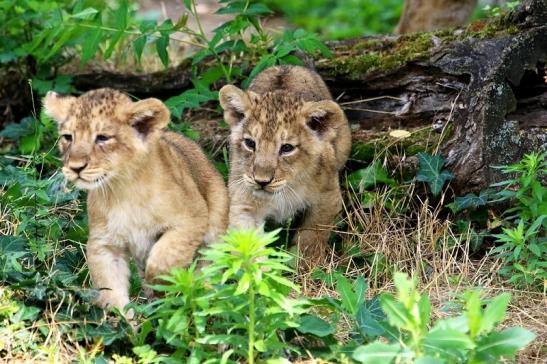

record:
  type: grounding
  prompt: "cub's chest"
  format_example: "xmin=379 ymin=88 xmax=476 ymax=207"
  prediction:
xmin=104 ymin=203 xmax=165 ymax=261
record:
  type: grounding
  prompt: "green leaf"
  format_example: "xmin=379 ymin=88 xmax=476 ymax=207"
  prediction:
xmin=379 ymin=294 xmax=412 ymax=330
xmin=479 ymin=293 xmax=510 ymax=335
xmin=348 ymin=161 xmax=396 ymax=191
xmin=476 ymin=327 xmax=535 ymax=358
xmin=425 ymin=328 xmax=475 ymax=351
xmin=155 ymin=34 xmax=169 ymax=67
xmin=416 ymin=153 xmax=453 ymax=195
xmin=414 ymin=357 xmax=445 ymax=364
xmin=297 ymin=315 xmax=334 ymax=337
xmin=356 ymin=297 xmax=386 ymax=337
xmin=353 ymin=342 xmax=402 ymax=364
xmin=449 ymin=190 xmax=491 ymax=213
xmin=70 ymin=7 xmax=99 ymax=20
xmin=336 ymin=274 xmax=358 ymax=315
xmin=133 ymin=36 xmax=147 ymax=64
xmin=81 ymin=24 xmax=103 ymax=65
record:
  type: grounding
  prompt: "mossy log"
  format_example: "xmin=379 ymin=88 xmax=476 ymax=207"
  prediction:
xmin=70 ymin=0 xmax=546 ymax=194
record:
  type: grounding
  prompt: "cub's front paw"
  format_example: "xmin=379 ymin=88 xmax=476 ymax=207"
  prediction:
xmin=95 ymin=289 xmax=132 ymax=317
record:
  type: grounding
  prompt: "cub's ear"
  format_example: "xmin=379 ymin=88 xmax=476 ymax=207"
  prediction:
xmin=42 ymin=91 xmax=75 ymax=124
xmin=301 ymin=100 xmax=346 ymax=136
xmin=128 ymin=98 xmax=170 ymax=137
xmin=218 ymin=85 xmax=254 ymax=127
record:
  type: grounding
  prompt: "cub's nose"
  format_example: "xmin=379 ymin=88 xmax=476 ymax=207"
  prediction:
xmin=69 ymin=163 xmax=87 ymax=174
xmin=254 ymin=177 xmax=273 ymax=188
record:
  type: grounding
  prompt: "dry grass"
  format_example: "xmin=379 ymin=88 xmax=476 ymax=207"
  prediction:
xmin=294 ymin=181 xmax=547 ymax=363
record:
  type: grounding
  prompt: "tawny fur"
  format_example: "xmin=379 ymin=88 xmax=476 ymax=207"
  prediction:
xmin=395 ymin=0 xmax=477 ymax=34
xmin=43 ymin=88 xmax=228 ymax=313
xmin=219 ymin=65 xmax=351 ymax=269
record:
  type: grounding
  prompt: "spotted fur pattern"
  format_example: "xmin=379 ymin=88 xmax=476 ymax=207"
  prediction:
xmin=219 ymin=65 xmax=351 ymax=269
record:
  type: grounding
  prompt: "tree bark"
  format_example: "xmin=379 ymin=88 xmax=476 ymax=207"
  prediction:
xmin=68 ymin=0 xmax=546 ymax=194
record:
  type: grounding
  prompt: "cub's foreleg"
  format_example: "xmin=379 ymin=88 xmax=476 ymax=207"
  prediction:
xmin=294 ymin=188 xmax=342 ymax=270
xmin=228 ymin=198 xmax=265 ymax=231
xmin=144 ymin=220 xmax=207 ymax=283
xmin=86 ymin=241 xmax=131 ymax=312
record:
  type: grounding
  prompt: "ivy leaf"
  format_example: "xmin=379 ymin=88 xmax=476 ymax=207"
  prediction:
xmin=348 ymin=161 xmax=396 ymax=191
xmin=356 ymin=297 xmax=386 ymax=338
xmin=416 ymin=152 xmax=453 ymax=195
xmin=448 ymin=189 xmax=492 ymax=213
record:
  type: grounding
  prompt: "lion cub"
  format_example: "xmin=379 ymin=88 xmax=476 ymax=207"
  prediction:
xmin=44 ymin=88 xmax=228 ymax=312
xmin=219 ymin=65 xmax=351 ymax=268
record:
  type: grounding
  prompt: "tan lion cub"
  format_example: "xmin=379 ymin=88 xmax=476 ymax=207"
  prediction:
xmin=43 ymin=88 xmax=228 ymax=312
xmin=219 ymin=65 xmax=351 ymax=269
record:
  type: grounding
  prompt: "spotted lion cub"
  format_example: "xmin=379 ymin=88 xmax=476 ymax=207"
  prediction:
xmin=219 ymin=65 xmax=351 ymax=268
xmin=44 ymin=88 xmax=228 ymax=312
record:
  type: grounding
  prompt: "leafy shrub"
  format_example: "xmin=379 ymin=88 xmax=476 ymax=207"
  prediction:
xmin=131 ymin=229 xmax=536 ymax=363
xmin=490 ymin=152 xmax=546 ymax=289
xmin=353 ymin=273 xmax=535 ymax=364
xmin=136 ymin=229 xmax=307 ymax=363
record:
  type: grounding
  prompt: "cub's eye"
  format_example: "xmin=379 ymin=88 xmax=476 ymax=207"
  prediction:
xmin=279 ymin=143 xmax=295 ymax=155
xmin=243 ymin=138 xmax=256 ymax=151
xmin=95 ymin=135 xmax=111 ymax=144
xmin=61 ymin=134 xmax=72 ymax=142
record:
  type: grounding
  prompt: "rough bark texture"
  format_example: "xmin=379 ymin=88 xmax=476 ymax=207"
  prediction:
xmin=66 ymin=0 xmax=546 ymax=193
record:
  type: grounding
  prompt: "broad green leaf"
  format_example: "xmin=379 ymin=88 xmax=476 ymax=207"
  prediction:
xmin=476 ymin=327 xmax=535 ymax=358
xmin=356 ymin=297 xmax=386 ymax=337
xmin=336 ymin=274 xmax=358 ymax=315
xmin=348 ymin=161 xmax=396 ymax=191
xmin=354 ymin=276 xmax=368 ymax=308
xmin=379 ymin=294 xmax=412 ymax=330
xmin=297 ymin=315 xmax=334 ymax=337
xmin=416 ymin=153 xmax=453 ymax=195
xmin=465 ymin=290 xmax=482 ymax=339
xmin=353 ymin=342 xmax=401 ymax=364
xmin=479 ymin=293 xmax=510 ymax=335
xmin=449 ymin=190 xmax=491 ymax=213
xmin=424 ymin=328 xmax=475 ymax=351
xmin=418 ymin=294 xmax=431 ymax=330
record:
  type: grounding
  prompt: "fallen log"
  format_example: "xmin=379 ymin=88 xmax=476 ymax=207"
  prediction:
xmin=68 ymin=0 xmax=546 ymax=193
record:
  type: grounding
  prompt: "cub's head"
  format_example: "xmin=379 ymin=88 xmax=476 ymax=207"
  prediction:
xmin=43 ymin=88 xmax=169 ymax=190
xmin=219 ymin=85 xmax=346 ymax=195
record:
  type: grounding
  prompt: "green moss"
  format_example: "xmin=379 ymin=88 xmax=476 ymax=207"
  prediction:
xmin=331 ymin=32 xmax=434 ymax=78
xmin=327 ymin=15 xmax=521 ymax=80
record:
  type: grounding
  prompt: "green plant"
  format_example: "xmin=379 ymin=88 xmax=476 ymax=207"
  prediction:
xmin=352 ymin=273 xmax=535 ymax=364
xmin=264 ymin=0 xmax=403 ymax=39
xmin=489 ymin=152 xmax=546 ymax=289
xmin=415 ymin=152 xmax=453 ymax=196
xmin=138 ymin=229 xmax=308 ymax=363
